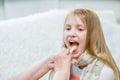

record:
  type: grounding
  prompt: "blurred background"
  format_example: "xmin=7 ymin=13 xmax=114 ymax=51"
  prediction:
xmin=0 ymin=0 xmax=120 ymax=24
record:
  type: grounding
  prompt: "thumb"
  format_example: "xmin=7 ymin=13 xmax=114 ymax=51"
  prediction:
xmin=48 ymin=63 xmax=54 ymax=69
xmin=71 ymin=58 xmax=77 ymax=64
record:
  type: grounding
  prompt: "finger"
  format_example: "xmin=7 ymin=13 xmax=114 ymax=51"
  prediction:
xmin=71 ymin=58 xmax=77 ymax=64
xmin=58 ymin=47 xmax=66 ymax=55
xmin=64 ymin=51 xmax=72 ymax=62
xmin=66 ymin=54 xmax=72 ymax=67
xmin=48 ymin=55 xmax=56 ymax=63
xmin=48 ymin=63 xmax=54 ymax=69
xmin=68 ymin=52 xmax=72 ymax=60
xmin=64 ymin=49 xmax=70 ymax=55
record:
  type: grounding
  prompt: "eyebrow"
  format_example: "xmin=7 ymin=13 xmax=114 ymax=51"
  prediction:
xmin=76 ymin=24 xmax=83 ymax=27
xmin=65 ymin=23 xmax=85 ymax=28
xmin=65 ymin=24 xmax=71 ymax=27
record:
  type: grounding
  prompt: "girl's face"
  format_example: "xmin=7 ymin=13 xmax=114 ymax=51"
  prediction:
xmin=64 ymin=14 xmax=87 ymax=59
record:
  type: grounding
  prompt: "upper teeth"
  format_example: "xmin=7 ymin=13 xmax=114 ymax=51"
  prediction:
xmin=70 ymin=42 xmax=78 ymax=46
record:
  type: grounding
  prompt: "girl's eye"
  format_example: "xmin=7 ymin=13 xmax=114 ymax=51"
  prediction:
xmin=65 ymin=27 xmax=71 ymax=30
xmin=78 ymin=28 xmax=84 ymax=31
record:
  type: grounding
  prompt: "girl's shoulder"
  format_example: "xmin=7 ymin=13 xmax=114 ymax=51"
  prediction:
xmin=99 ymin=65 xmax=114 ymax=80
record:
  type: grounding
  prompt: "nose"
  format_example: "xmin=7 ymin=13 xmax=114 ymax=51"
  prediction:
xmin=69 ymin=29 xmax=77 ymax=37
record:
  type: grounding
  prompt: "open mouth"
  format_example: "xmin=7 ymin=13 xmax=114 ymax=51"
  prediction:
xmin=69 ymin=42 xmax=79 ymax=47
xmin=69 ymin=41 xmax=79 ymax=53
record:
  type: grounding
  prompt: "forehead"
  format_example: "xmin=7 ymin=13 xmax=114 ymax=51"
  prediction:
xmin=66 ymin=14 xmax=80 ymax=21
xmin=65 ymin=14 xmax=85 ymax=26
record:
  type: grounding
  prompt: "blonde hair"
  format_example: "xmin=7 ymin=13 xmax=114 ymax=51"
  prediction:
xmin=63 ymin=8 xmax=120 ymax=80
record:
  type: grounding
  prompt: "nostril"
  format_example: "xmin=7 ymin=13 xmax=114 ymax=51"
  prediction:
xmin=70 ymin=33 xmax=77 ymax=37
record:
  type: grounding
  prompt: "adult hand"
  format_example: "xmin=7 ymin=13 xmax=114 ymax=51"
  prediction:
xmin=48 ymin=48 xmax=72 ymax=71
xmin=48 ymin=48 xmax=72 ymax=80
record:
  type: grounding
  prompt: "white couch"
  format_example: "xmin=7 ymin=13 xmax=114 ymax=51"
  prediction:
xmin=0 ymin=9 xmax=119 ymax=80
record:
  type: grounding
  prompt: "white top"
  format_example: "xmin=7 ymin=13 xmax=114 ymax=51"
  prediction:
xmin=99 ymin=65 xmax=114 ymax=80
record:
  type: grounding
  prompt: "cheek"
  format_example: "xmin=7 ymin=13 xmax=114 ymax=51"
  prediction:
xmin=81 ymin=35 xmax=86 ymax=41
xmin=78 ymin=32 xmax=87 ymax=44
xmin=63 ymin=32 xmax=68 ymax=45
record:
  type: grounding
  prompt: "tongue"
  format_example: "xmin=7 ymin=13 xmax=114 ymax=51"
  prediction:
xmin=70 ymin=44 xmax=78 ymax=53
